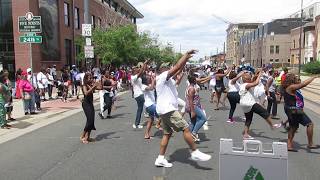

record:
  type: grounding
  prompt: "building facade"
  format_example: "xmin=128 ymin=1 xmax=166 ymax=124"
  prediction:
xmin=289 ymin=2 xmax=320 ymax=20
xmin=238 ymin=18 xmax=307 ymax=67
xmin=0 ymin=0 xmax=143 ymax=75
xmin=225 ymin=23 xmax=261 ymax=65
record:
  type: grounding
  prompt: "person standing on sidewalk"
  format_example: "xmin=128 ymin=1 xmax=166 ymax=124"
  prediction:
xmin=37 ymin=68 xmax=48 ymax=101
xmin=80 ymin=72 xmax=100 ymax=144
xmin=3 ymin=70 xmax=15 ymax=121
xmin=131 ymin=61 xmax=148 ymax=129
xmin=154 ymin=50 xmax=211 ymax=168
xmin=46 ymin=68 xmax=54 ymax=100
xmin=19 ymin=71 xmax=36 ymax=115
xmin=0 ymin=71 xmax=12 ymax=129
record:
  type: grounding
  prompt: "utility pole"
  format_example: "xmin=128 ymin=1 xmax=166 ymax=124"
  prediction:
xmin=84 ymin=0 xmax=89 ymax=23
xmin=298 ymin=0 xmax=304 ymax=78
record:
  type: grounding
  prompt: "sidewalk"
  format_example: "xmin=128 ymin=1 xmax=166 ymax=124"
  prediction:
xmin=0 ymin=92 xmax=104 ymax=144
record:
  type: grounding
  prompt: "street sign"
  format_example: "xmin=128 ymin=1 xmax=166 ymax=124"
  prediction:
xmin=19 ymin=33 xmax=42 ymax=44
xmin=86 ymin=38 xmax=92 ymax=46
xmin=82 ymin=24 xmax=92 ymax=37
xmin=84 ymin=45 xmax=94 ymax=58
xmin=18 ymin=12 xmax=42 ymax=33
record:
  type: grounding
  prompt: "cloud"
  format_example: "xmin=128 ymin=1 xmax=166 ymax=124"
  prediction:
xmin=130 ymin=0 xmax=311 ymax=60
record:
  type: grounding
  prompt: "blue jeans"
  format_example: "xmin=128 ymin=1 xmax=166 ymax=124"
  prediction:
xmin=23 ymin=91 xmax=36 ymax=113
xmin=135 ymin=95 xmax=145 ymax=126
xmin=146 ymin=104 xmax=159 ymax=121
xmin=189 ymin=106 xmax=207 ymax=134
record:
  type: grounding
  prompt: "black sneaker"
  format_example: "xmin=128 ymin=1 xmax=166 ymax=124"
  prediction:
xmin=25 ymin=112 xmax=29 ymax=115
xmin=107 ymin=115 xmax=112 ymax=119
xmin=30 ymin=112 xmax=38 ymax=115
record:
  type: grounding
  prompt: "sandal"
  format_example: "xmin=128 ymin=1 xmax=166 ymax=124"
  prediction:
xmin=88 ymin=138 xmax=96 ymax=142
xmin=307 ymin=145 xmax=320 ymax=149
xmin=288 ymin=148 xmax=298 ymax=152
xmin=81 ymin=139 xmax=89 ymax=144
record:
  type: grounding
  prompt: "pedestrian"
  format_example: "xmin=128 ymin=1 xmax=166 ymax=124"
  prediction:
xmin=46 ymin=68 xmax=54 ymax=100
xmin=239 ymin=71 xmax=281 ymax=140
xmin=266 ymin=70 xmax=280 ymax=119
xmin=141 ymin=74 xmax=157 ymax=139
xmin=98 ymin=70 xmax=114 ymax=119
xmin=0 ymin=71 xmax=12 ymax=129
xmin=209 ymin=68 xmax=216 ymax=103
xmin=214 ymin=68 xmax=231 ymax=110
xmin=154 ymin=50 xmax=211 ymax=168
xmin=51 ymin=65 xmax=57 ymax=80
xmin=19 ymin=71 xmax=36 ymax=115
xmin=37 ymin=68 xmax=48 ymax=101
xmin=282 ymin=74 xmax=319 ymax=151
xmin=80 ymin=72 xmax=100 ymax=144
xmin=3 ymin=70 xmax=15 ymax=121
xmin=131 ymin=61 xmax=147 ymax=129
xmin=61 ymin=68 xmax=70 ymax=102
xmin=71 ymin=65 xmax=79 ymax=96
xmin=15 ymin=68 xmax=23 ymax=99
xmin=226 ymin=71 xmax=244 ymax=123
xmin=74 ymin=68 xmax=84 ymax=99
xmin=185 ymin=73 xmax=207 ymax=142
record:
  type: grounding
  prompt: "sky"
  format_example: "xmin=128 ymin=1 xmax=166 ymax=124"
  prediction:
xmin=130 ymin=0 xmax=316 ymax=60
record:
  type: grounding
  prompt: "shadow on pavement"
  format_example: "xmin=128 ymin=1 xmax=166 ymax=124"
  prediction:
xmin=95 ymin=132 xmax=118 ymax=141
xmin=279 ymin=139 xmax=320 ymax=154
xmin=249 ymin=129 xmax=279 ymax=141
xmin=169 ymin=148 xmax=213 ymax=170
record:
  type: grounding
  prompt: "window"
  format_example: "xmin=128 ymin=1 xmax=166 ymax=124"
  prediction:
xmin=74 ymin=7 xmax=80 ymax=29
xmin=64 ymin=2 xmax=70 ymax=26
xmin=270 ymin=59 xmax=273 ymax=62
xmin=275 ymin=59 xmax=279 ymax=62
xmin=288 ymin=59 xmax=290 ymax=63
xmin=111 ymin=0 xmax=118 ymax=11
xmin=97 ymin=18 xmax=102 ymax=28
xmin=65 ymin=39 xmax=72 ymax=66
xmin=293 ymin=40 xmax=296 ymax=48
xmin=309 ymin=8 xmax=314 ymax=19
xmin=91 ymin=15 xmax=95 ymax=28
xmin=270 ymin=45 xmax=274 ymax=54
xmin=275 ymin=46 xmax=280 ymax=54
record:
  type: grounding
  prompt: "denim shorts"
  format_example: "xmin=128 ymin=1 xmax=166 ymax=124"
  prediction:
xmin=146 ymin=104 xmax=159 ymax=120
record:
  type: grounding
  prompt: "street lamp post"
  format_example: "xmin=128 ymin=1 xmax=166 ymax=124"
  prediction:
xmin=298 ymin=0 xmax=304 ymax=78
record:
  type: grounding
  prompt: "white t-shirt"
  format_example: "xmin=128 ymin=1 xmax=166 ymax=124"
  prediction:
xmin=156 ymin=71 xmax=178 ymax=115
xmin=47 ymin=73 xmax=54 ymax=85
xmin=80 ymin=73 xmax=85 ymax=85
xmin=228 ymin=81 xmax=240 ymax=92
xmin=142 ymin=85 xmax=156 ymax=107
xmin=209 ymin=72 xmax=216 ymax=87
xmin=239 ymin=83 xmax=256 ymax=113
xmin=50 ymin=68 xmax=57 ymax=76
xmin=131 ymin=74 xmax=143 ymax=98
xmin=37 ymin=72 xmax=48 ymax=89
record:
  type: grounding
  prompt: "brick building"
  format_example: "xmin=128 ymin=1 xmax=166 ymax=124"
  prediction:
xmin=0 ymin=0 xmax=143 ymax=75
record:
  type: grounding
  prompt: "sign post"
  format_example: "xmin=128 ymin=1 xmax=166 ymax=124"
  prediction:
xmin=18 ymin=12 xmax=42 ymax=84
xmin=82 ymin=24 xmax=93 ymax=69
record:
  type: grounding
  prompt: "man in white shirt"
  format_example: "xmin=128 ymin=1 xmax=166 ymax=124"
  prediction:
xmin=50 ymin=65 xmax=57 ymax=80
xmin=154 ymin=50 xmax=211 ymax=168
xmin=131 ymin=61 xmax=148 ymax=129
xmin=37 ymin=68 xmax=49 ymax=100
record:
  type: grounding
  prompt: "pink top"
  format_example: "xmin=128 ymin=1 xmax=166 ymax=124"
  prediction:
xmin=19 ymin=80 xmax=34 ymax=93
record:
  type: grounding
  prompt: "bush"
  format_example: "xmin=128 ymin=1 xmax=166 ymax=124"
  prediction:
xmin=303 ymin=61 xmax=320 ymax=74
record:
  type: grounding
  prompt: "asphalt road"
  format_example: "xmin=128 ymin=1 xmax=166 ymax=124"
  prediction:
xmin=0 ymin=83 xmax=319 ymax=180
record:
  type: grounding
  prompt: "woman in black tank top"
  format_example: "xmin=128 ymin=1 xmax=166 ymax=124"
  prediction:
xmin=283 ymin=73 xmax=319 ymax=151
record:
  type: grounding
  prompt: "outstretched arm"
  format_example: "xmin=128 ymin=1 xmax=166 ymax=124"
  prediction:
xmin=231 ymin=71 xmax=244 ymax=84
xmin=288 ymin=76 xmax=319 ymax=92
xmin=167 ymin=50 xmax=197 ymax=80
xmin=215 ymin=68 xmax=232 ymax=78
xmin=245 ymin=72 xmax=262 ymax=90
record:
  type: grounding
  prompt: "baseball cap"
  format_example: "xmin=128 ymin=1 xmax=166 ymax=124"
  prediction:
xmin=27 ymin=68 xmax=32 ymax=73
xmin=72 ymin=65 xmax=76 ymax=68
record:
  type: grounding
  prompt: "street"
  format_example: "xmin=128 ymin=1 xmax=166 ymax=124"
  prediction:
xmin=0 ymin=84 xmax=319 ymax=180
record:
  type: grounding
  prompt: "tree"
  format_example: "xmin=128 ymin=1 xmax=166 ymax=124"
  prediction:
xmin=75 ymin=25 xmax=182 ymax=67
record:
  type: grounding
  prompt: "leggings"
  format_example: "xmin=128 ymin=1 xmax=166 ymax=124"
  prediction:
xmin=227 ymin=92 xmax=240 ymax=119
xmin=103 ymin=93 xmax=113 ymax=116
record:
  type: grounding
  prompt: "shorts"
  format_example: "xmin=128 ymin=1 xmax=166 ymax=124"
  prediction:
xmin=284 ymin=108 xmax=312 ymax=128
xmin=75 ymin=80 xmax=81 ymax=86
xmin=210 ymin=85 xmax=216 ymax=93
xmin=146 ymin=104 xmax=159 ymax=120
xmin=160 ymin=111 xmax=189 ymax=135
xmin=215 ymin=86 xmax=225 ymax=93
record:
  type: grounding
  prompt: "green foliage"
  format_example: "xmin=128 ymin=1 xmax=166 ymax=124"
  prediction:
xmin=303 ymin=61 xmax=320 ymax=74
xmin=75 ymin=36 xmax=85 ymax=61
xmin=75 ymin=25 xmax=181 ymax=66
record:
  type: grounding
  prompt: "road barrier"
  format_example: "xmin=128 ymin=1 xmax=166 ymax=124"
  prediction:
xmin=219 ymin=138 xmax=288 ymax=180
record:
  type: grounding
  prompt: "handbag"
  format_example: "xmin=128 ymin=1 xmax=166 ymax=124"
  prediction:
xmin=23 ymin=91 xmax=32 ymax=100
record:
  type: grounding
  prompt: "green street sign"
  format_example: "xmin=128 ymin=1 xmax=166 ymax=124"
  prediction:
xmin=18 ymin=12 xmax=42 ymax=33
xmin=19 ymin=34 xmax=42 ymax=44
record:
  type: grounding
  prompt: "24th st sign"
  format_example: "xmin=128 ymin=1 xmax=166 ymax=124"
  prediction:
xmin=18 ymin=12 xmax=42 ymax=33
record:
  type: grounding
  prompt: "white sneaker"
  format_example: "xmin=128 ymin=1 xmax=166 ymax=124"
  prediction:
xmin=203 ymin=122 xmax=209 ymax=130
xmin=191 ymin=149 xmax=211 ymax=162
xmin=132 ymin=124 xmax=137 ymax=129
xmin=155 ymin=157 xmax=173 ymax=168
xmin=138 ymin=125 xmax=144 ymax=129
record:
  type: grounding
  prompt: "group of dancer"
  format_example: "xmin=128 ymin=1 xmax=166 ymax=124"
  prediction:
xmin=79 ymin=49 xmax=319 ymax=167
